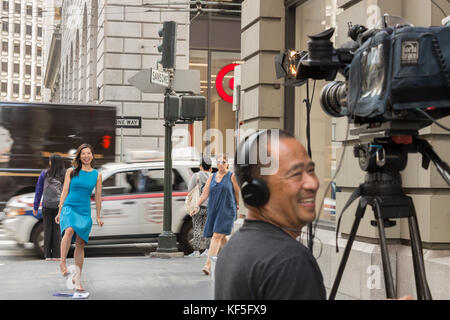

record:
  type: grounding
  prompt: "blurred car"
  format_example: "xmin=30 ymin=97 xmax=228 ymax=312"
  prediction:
xmin=2 ymin=149 xmax=207 ymax=258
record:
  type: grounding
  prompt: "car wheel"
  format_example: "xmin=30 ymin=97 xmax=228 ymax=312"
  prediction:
xmin=31 ymin=222 xmax=44 ymax=259
xmin=179 ymin=219 xmax=194 ymax=255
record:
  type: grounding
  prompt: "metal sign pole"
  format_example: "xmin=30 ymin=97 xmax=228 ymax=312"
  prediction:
xmin=157 ymin=83 xmax=178 ymax=253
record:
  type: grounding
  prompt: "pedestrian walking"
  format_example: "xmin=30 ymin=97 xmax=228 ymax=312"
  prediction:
xmin=187 ymin=156 xmax=212 ymax=257
xmin=33 ymin=154 xmax=65 ymax=261
xmin=55 ymin=143 xmax=104 ymax=292
xmin=191 ymin=153 xmax=240 ymax=275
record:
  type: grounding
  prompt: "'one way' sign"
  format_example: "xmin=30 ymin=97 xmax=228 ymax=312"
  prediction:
xmin=116 ymin=116 xmax=142 ymax=128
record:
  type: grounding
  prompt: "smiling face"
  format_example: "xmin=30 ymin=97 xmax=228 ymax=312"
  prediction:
xmin=216 ymin=155 xmax=228 ymax=173
xmin=79 ymin=147 xmax=93 ymax=166
xmin=262 ymin=137 xmax=319 ymax=232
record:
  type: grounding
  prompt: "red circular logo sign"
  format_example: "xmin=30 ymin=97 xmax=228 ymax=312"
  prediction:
xmin=215 ymin=63 xmax=240 ymax=104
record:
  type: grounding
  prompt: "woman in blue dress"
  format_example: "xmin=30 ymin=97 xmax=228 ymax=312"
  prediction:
xmin=55 ymin=143 xmax=104 ymax=292
xmin=191 ymin=154 xmax=240 ymax=275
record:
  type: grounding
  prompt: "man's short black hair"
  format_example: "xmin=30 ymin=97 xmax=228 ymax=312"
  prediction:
xmin=234 ymin=129 xmax=295 ymax=187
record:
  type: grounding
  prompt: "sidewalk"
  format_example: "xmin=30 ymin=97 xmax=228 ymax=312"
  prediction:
xmin=0 ymin=255 xmax=214 ymax=300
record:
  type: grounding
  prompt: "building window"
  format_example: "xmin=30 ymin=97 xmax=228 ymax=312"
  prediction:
xmin=26 ymin=4 xmax=32 ymax=16
xmin=38 ymin=7 xmax=42 ymax=18
xmin=2 ymin=21 xmax=8 ymax=33
xmin=13 ymin=62 xmax=19 ymax=75
xmin=25 ymin=43 xmax=31 ymax=56
xmin=2 ymin=1 xmax=8 ymax=11
xmin=36 ymin=85 xmax=41 ymax=97
xmin=14 ymin=2 xmax=20 ymax=15
xmin=24 ymin=83 xmax=31 ymax=96
xmin=37 ymin=46 xmax=42 ymax=58
xmin=2 ymin=41 xmax=7 ymax=54
xmin=25 ymin=64 xmax=31 ymax=76
xmin=37 ymin=26 xmax=42 ymax=38
xmin=1 ymin=61 xmax=7 ymax=73
xmin=14 ymin=22 xmax=20 ymax=35
xmin=1 ymin=82 xmax=7 ymax=94
xmin=26 ymin=24 xmax=31 ymax=36
xmin=13 ymin=42 xmax=19 ymax=55
xmin=13 ymin=82 xmax=19 ymax=95
xmin=36 ymin=65 xmax=41 ymax=77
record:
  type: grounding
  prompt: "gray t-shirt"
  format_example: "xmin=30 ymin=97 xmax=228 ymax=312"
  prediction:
xmin=214 ymin=219 xmax=326 ymax=300
xmin=188 ymin=171 xmax=210 ymax=207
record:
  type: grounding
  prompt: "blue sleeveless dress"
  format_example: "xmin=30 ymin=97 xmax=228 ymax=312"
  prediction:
xmin=60 ymin=169 xmax=99 ymax=244
xmin=203 ymin=171 xmax=237 ymax=237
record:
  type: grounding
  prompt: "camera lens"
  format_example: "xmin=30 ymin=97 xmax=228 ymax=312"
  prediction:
xmin=320 ymin=81 xmax=347 ymax=117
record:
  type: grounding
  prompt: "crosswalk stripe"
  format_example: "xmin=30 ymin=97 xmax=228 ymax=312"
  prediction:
xmin=0 ymin=250 xmax=35 ymax=257
xmin=0 ymin=240 xmax=17 ymax=245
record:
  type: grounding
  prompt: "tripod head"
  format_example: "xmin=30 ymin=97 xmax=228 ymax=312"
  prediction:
xmin=354 ymin=142 xmax=408 ymax=173
xmin=350 ymin=121 xmax=450 ymax=186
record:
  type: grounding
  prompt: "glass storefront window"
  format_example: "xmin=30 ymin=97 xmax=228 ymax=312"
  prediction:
xmin=190 ymin=49 xmax=241 ymax=157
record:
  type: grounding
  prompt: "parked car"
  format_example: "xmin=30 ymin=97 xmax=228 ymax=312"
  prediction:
xmin=2 ymin=150 xmax=209 ymax=258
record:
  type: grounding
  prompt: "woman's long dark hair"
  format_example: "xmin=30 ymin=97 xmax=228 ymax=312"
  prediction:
xmin=46 ymin=154 xmax=66 ymax=183
xmin=70 ymin=143 xmax=95 ymax=178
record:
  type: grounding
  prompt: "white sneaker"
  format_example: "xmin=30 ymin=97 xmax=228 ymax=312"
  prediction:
xmin=187 ymin=251 xmax=200 ymax=257
xmin=200 ymin=249 xmax=208 ymax=257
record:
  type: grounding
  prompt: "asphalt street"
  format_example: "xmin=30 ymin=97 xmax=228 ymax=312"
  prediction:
xmin=0 ymin=254 xmax=214 ymax=300
xmin=0 ymin=224 xmax=214 ymax=300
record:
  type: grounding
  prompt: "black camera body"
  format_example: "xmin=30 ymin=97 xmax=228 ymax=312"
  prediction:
xmin=276 ymin=16 xmax=450 ymax=128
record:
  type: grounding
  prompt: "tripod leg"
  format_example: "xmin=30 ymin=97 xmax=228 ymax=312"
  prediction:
xmin=408 ymin=215 xmax=432 ymax=300
xmin=373 ymin=198 xmax=397 ymax=298
xmin=329 ymin=199 xmax=366 ymax=300
xmin=375 ymin=215 xmax=397 ymax=299
xmin=408 ymin=216 xmax=424 ymax=300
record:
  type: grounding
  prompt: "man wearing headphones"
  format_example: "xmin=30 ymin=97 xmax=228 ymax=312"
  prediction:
xmin=214 ymin=129 xmax=326 ymax=300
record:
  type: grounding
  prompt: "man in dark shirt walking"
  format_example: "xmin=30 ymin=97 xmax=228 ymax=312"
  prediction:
xmin=214 ymin=129 xmax=326 ymax=300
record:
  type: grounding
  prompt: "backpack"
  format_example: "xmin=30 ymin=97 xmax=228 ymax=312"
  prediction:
xmin=185 ymin=173 xmax=205 ymax=213
xmin=42 ymin=171 xmax=63 ymax=209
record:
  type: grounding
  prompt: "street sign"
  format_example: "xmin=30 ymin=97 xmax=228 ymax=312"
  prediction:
xmin=116 ymin=116 xmax=142 ymax=128
xmin=129 ymin=69 xmax=201 ymax=94
xmin=173 ymin=69 xmax=200 ymax=94
xmin=128 ymin=69 xmax=166 ymax=94
xmin=151 ymin=68 xmax=170 ymax=87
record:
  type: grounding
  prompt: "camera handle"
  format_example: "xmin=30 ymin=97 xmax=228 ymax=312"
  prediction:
xmin=414 ymin=137 xmax=450 ymax=186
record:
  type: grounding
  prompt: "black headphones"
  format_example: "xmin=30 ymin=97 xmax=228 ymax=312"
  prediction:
xmin=235 ymin=130 xmax=271 ymax=207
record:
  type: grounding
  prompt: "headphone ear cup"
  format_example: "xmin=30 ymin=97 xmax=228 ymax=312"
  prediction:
xmin=241 ymin=178 xmax=270 ymax=207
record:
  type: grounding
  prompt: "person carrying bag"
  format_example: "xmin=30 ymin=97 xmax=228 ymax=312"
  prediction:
xmin=33 ymin=154 xmax=66 ymax=261
xmin=186 ymin=156 xmax=212 ymax=257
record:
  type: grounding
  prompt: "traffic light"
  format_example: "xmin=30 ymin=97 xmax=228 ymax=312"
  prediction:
xmin=158 ymin=21 xmax=177 ymax=69
xmin=164 ymin=95 xmax=180 ymax=121
xmin=179 ymin=96 xmax=206 ymax=121
xmin=164 ymin=95 xmax=206 ymax=122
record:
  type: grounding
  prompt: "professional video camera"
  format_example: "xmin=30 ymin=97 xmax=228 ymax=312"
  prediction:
xmin=275 ymin=15 xmax=450 ymax=129
xmin=275 ymin=15 xmax=450 ymax=300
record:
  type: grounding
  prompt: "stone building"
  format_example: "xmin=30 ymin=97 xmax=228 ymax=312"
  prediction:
xmin=43 ymin=0 xmax=243 ymax=161
xmin=240 ymin=0 xmax=450 ymax=299
xmin=43 ymin=0 xmax=191 ymax=160
xmin=0 ymin=0 xmax=44 ymax=101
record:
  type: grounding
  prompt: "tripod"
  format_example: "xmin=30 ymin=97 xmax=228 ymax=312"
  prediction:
xmin=329 ymin=136 xmax=450 ymax=300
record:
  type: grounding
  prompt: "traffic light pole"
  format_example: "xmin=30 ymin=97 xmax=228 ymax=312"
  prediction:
xmin=153 ymin=21 xmax=205 ymax=256
xmin=157 ymin=88 xmax=179 ymax=253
